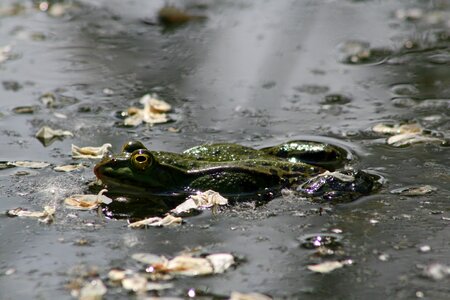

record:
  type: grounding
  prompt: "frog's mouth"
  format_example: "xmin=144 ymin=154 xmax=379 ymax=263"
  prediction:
xmin=94 ymin=164 xmax=143 ymax=190
xmin=94 ymin=164 xmax=184 ymax=196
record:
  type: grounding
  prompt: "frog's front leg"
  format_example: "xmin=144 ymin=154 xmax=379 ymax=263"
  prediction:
xmin=260 ymin=140 xmax=351 ymax=170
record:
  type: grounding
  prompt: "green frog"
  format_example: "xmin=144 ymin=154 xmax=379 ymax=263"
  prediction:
xmin=94 ymin=140 xmax=365 ymax=199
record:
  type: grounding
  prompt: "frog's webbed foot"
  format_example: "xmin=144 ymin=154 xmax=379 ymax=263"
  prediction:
xmin=296 ymin=170 xmax=383 ymax=203
xmin=260 ymin=140 xmax=351 ymax=171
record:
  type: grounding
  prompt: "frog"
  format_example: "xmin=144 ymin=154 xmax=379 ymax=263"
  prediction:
xmin=94 ymin=140 xmax=379 ymax=201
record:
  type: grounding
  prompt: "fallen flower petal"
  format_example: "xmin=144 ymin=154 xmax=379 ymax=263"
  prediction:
xmin=128 ymin=214 xmax=182 ymax=228
xmin=387 ymin=133 xmax=446 ymax=147
xmin=166 ymin=256 xmax=214 ymax=276
xmin=123 ymin=94 xmax=171 ymax=126
xmin=8 ymin=161 xmax=50 ymax=169
xmin=307 ymin=261 xmax=344 ymax=273
xmin=317 ymin=171 xmax=355 ymax=182
xmin=372 ymin=122 xmax=422 ymax=135
xmin=54 ymin=164 xmax=84 ymax=172
xmin=6 ymin=206 xmax=55 ymax=223
xmin=130 ymin=252 xmax=235 ymax=278
xmin=79 ymin=279 xmax=107 ymax=300
xmin=122 ymin=275 xmax=147 ymax=293
xmin=64 ymin=189 xmax=112 ymax=210
xmin=206 ymin=253 xmax=235 ymax=274
xmin=72 ymin=144 xmax=112 ymax=159
xmin=171 ymin=190 xmax=228 ymax=214
xmin=0 ymin=45 xmax=12 ymax=64
xmin=35 ymin=126 xmax=73 ymax=140
xmin=131 ymin=253 xmax=168 ymax=265
xmin=140 ymin=94 xmax=172 ymax=113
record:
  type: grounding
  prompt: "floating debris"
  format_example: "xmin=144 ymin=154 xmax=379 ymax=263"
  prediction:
xmin=53 ymin=112 xmax=67 ymax=119
xmin=54 ymin=164 xmax=84 ymax=172
xmin=37 ymin=1 xmax=76 ymax=18
xmin=128 ymin=214 xmax=182 ymax=228
xmin=373 ymin=122 xmax=447 ymax=147
xmin=0 ymin=161 xmax=15 ymax=170
xmin=39 ymin=93 xmax=56 ymax=107
xmin=64 ymin=189 xmax=112 ymax=210
xmin=5 ymin=268 xmax=16 ymax=276
xmin=372 ymin=122 xmax=422 ymax=135
xmin=390 ymin=185 xmax=437 ymax=196
xmin=422 ymin=263 xmax=450 ymax=281
xmin=123 ymin=94 xmax=171 ymax=127
xmin=378 ymin=253 xmax=390 ymax=262
xmin=102 ymin=88 xmax=114 ymax=95
xmin=14 ymin=170 xmax=31 ymax=176
xmin=167 ymin=254 xmax=233 ymax=276
xmin=72 ymin=143 xmax=112 ymax=159
xmin=419 ymin=245 xmax=431 ymax=253
xmin=158 ymin=6 xmax=206 ymax=26
xmin=307 ymin=260 xmax=348 ymax=273
xmin=171 ymin=190 xmax=228 ymax=214
xmin=78 ymin=279 xmax=107 ymax=300
xmin=319 ymin=170 xmax=355 ymax=182
xmin=119 ymin=272 xmax=173 ymax=292
xmin=6 ymin=206 xmax=55 ymax=223
xmin=0 ymin=45 xmax=12 ymax=64
xmin=206 ymin=253 xmax=235 ymax=274
xmin=230 ymin=292 xmax=272 ymax=300
xmin=35 ymin=126 xmax=73 ymax=144
xmin=395 ymin=8 xmax=423 ymax=21
xmin=108 ymin=269 xmax=130 ymax=282
xmin=386 ymin=133 xmax=446 ymax=147
xmin=8 ymin=160 xmax=50 ymax=169
xmin=141 ymin=94 xmax=172 ymax=113
xmin=131 ymin=252 xmax=234 ymax=277
xmin=12 ymin=106 xmax=36 ymax=114
xmin=121 ymin=275 xmax=147 ymax=293
xmin=131 ymin=253 xmax=167 ymax=265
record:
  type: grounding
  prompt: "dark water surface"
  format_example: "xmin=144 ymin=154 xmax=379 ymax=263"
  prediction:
xmin=0 ymin=0 xmax=449 ymax=299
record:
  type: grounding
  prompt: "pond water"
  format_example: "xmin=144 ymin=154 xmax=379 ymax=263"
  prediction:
xmin=0 ymin=0 xmax=449 ymax=299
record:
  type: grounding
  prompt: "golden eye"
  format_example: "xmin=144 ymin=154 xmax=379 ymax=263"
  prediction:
xmin=131 ymin=149 xmax=153 ymax=171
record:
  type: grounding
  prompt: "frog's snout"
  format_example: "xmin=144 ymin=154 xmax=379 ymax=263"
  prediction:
xmin=94 ymin=155 xmax=113 ymax=179
xmin=93 ymin=162 xmax=102 ymax=179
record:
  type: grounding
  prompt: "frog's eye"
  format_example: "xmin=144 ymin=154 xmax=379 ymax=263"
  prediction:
xmin=131 ymin=149 xmax=153 ymax=171
xmin=122 ymin=141 xmax=147 ymax=154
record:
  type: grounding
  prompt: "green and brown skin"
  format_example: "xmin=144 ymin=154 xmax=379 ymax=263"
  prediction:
xmin=94 ymin=140 xmax=349 ymax=196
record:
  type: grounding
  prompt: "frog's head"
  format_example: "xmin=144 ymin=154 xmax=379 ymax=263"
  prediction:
xmin=94 ymin=141 xmax=162 ymax=191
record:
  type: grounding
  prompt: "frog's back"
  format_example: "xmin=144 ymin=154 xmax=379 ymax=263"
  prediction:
xmin=182 ymin=143 xmax=269 ymax=162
